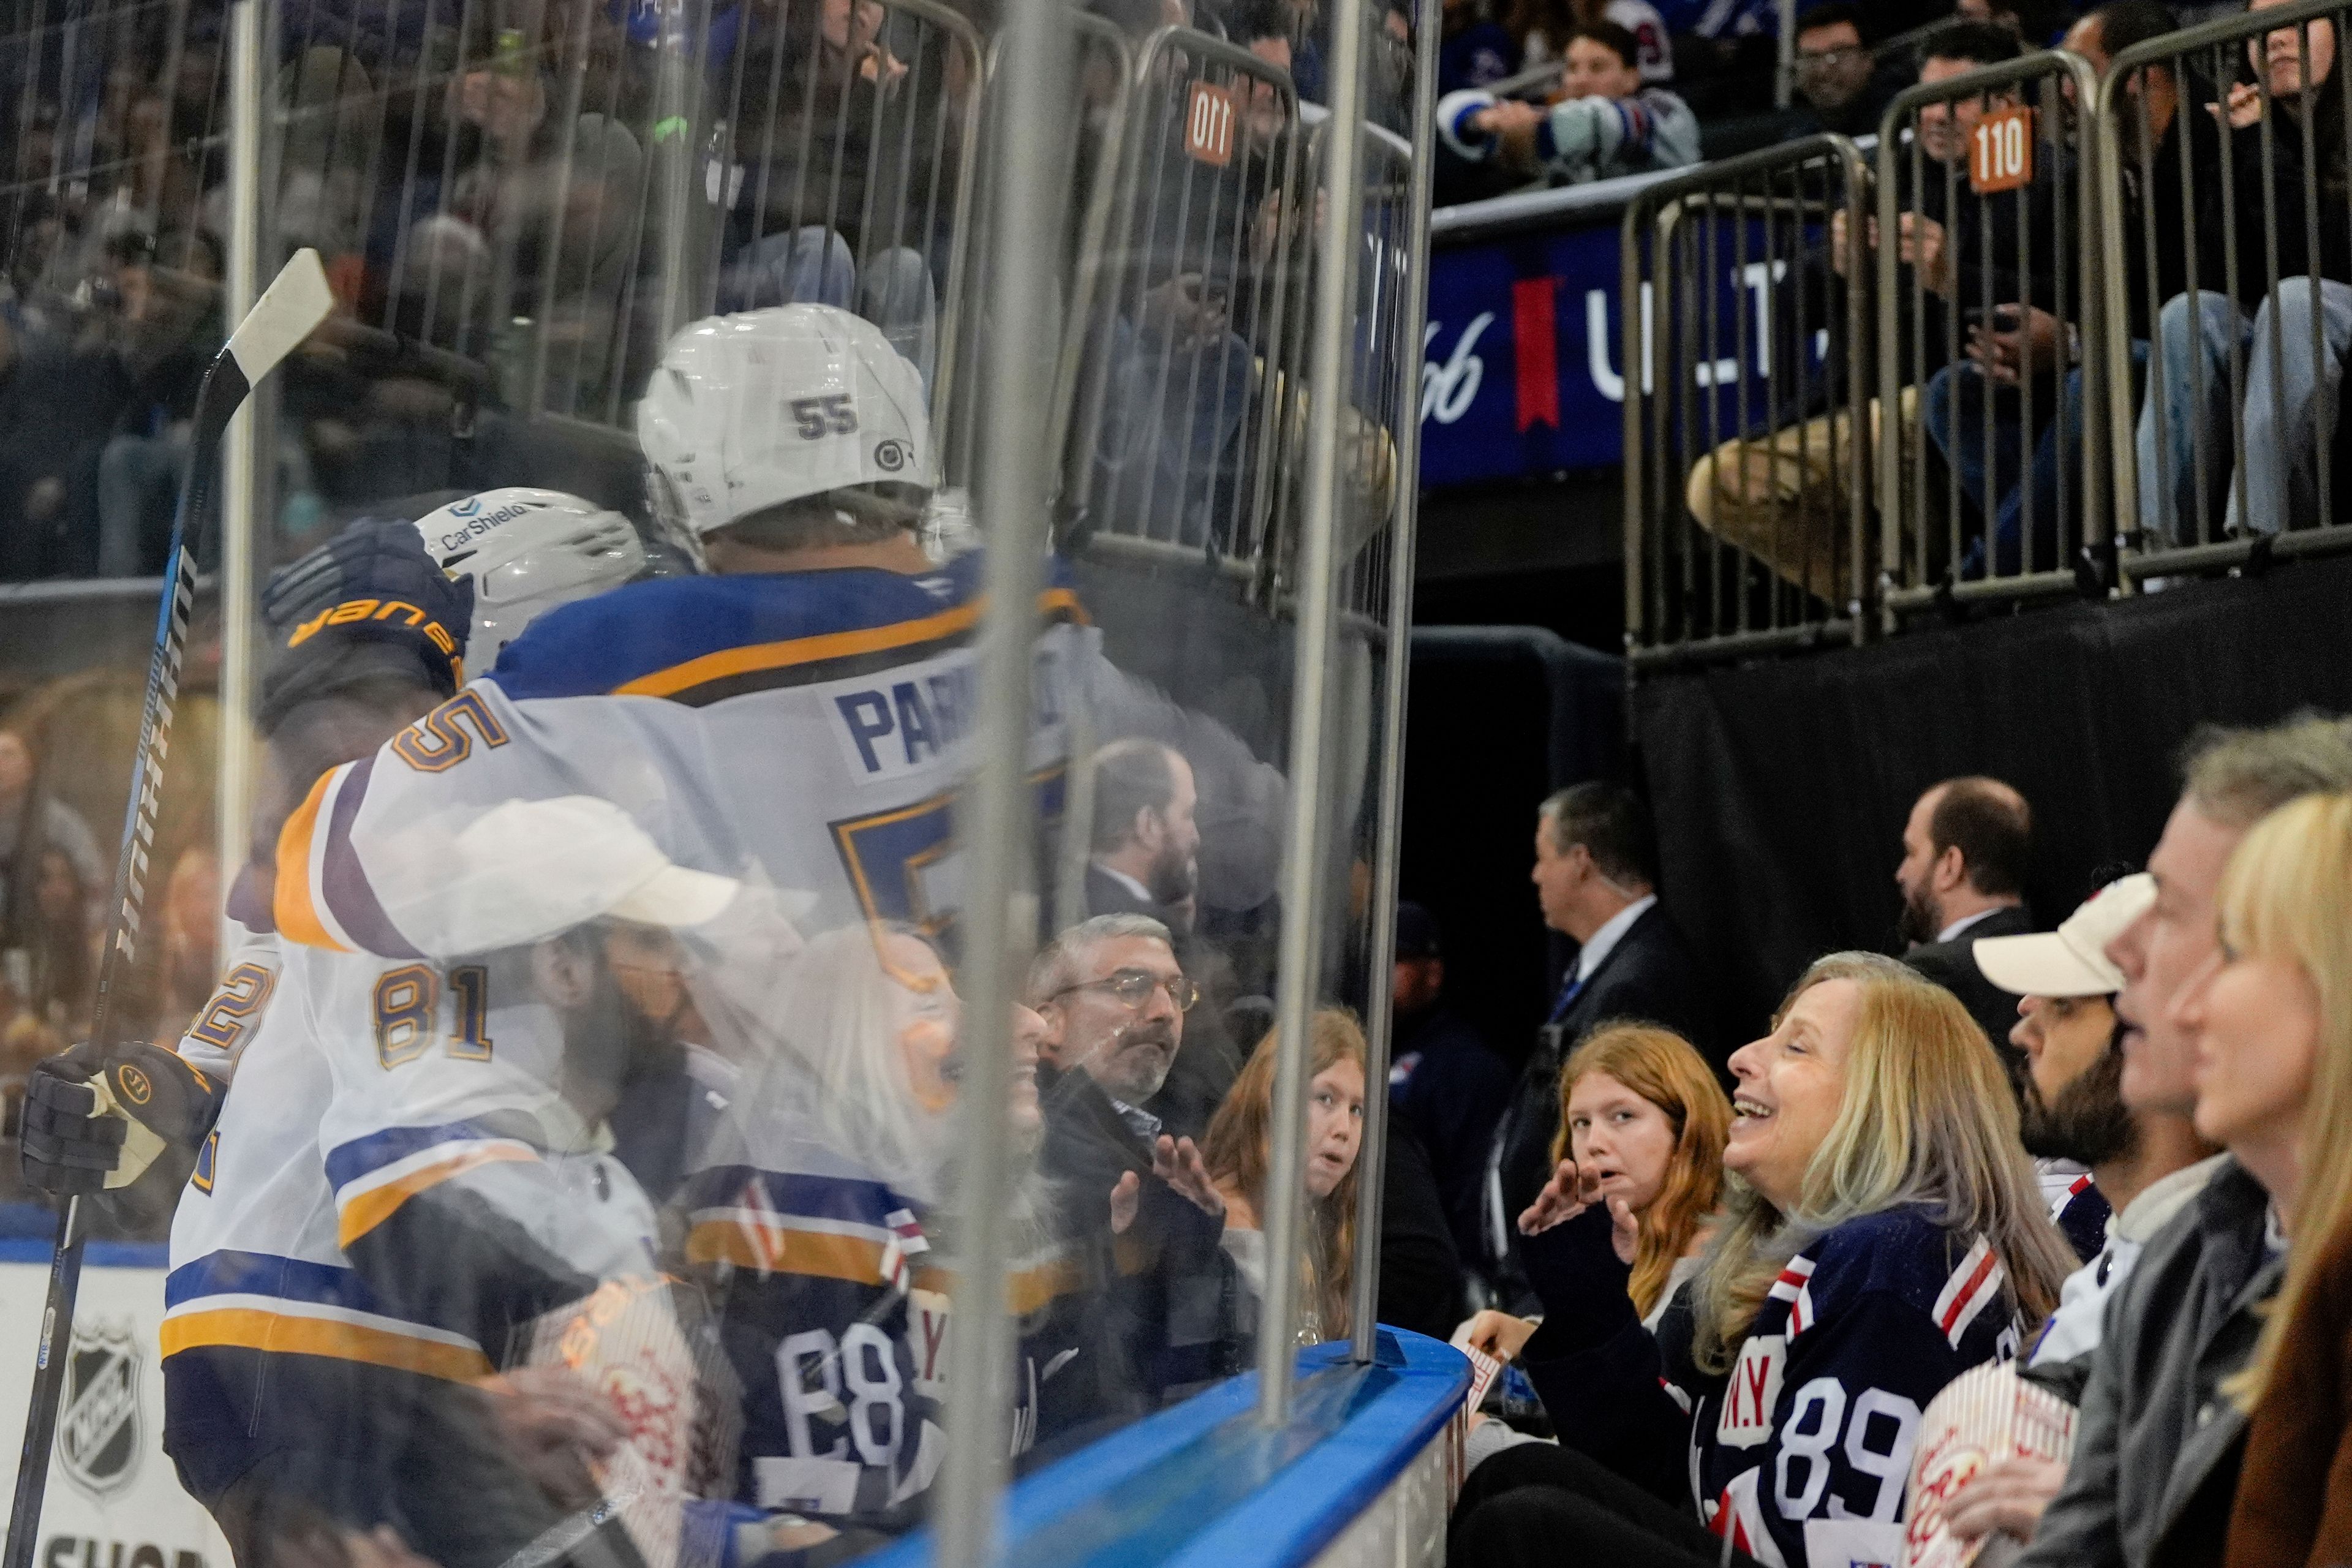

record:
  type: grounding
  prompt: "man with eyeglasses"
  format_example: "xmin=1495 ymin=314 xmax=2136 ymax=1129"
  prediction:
xmin=1031 ymin=913 xmax=1242 ymax=1398
xmin=1790 ymin=1 xmax=1893 ymax=137
xmin=1034 ymin=913 xmax=1215 ymax=1151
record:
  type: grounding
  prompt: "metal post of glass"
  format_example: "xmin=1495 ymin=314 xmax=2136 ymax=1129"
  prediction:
xmin=1776 ymin=0 xmax=1797 ymax=109
xmin=1349 ymin=0 xmax=1442 ymax=1363
xmin=216 ymin=0 xmax=265 ymax=942
xmin=930 ymin=0 xmax=1074 ymax=1559
xmin=1259 ymin=0 xmax=1371 ymax=1427
xmin=650 ymin=0 xmax=712 ymax=347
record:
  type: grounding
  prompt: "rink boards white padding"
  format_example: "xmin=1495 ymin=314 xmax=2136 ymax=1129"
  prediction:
xmin=0 ymin=1237 xmax=1470 ymax=1568
xmin=0 ymin=1241 xmax=232 ymax=1568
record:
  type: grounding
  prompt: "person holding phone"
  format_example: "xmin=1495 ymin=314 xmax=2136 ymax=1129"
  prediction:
xmin=1921 ymin=3 xmax=2207 ymax=583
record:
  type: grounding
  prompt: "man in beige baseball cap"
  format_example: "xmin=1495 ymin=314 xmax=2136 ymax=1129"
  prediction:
xmin=1975 ymin=872 xmax=2151 ymax=1005
xmin=1972 ymin=872 xmax=2224 ymax=1369
xmin=1975 ymin=874 xmax=2154 ymax=1253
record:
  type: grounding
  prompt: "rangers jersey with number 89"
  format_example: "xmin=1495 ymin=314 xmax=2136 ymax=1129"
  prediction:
xmin=1520 ymin=1204 xmax=2024 ymax=1568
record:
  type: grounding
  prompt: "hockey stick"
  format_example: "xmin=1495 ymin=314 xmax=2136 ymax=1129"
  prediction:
xmin=2 ymin=249 xmax=334 ymax=1568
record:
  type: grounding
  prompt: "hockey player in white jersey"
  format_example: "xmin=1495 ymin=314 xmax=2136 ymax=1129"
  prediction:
xmin=23 ymin=496 xmax=676 ymax=1567
xmin=257 ymin=302 xmax=1283 ymax=1543
xmin=244 ymin=499 xmax=768 ymax=1568
xmin=271 ymin=301 xmax=1284 ymax=962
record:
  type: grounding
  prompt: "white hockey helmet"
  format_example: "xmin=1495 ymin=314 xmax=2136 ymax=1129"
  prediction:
xmin=635 ymin=303 xmax=933 ymax=543
xmin=412 ymin=488 xmax=648 ymax=664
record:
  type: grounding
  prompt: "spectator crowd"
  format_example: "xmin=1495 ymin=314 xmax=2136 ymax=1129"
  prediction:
xmin=1406 ymin=714 xmax=2352 ymax=1568
xmin=0 ymin=0 xmax=1417 ymax=584
xmin=13 ymin=1 xmax=2352 ymax=1566
xmin=1 ymin=0 xmax=2332 ymax=604
xmin=1605 ymin=0 xmax=2352 ymax=603
xmin=1431 ymin=0 xmax=2100 ymax=203
xmin=0 ymin=715 xmax=219 ymax=1224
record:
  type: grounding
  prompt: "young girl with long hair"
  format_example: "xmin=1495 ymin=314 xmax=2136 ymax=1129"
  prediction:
xmin=1466 ymin=1023 xmax=1728 ymax=1362
xmin=1555 ymin=1023 xmax=1728 ymax=1321
xmin=1202 ymin=1008 xmax=1366 ymax=1344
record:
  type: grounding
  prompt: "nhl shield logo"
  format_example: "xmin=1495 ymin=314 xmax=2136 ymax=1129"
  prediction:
xmin=57 ymin=1320 xmax=141 ymax=1497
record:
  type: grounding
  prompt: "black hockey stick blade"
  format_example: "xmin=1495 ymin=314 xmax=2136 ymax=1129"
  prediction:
xmin=1 ymin=247 xmax=333 ymax=1568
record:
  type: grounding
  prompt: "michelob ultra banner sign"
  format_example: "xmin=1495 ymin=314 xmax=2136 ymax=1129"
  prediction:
xmin=1420 ymin=213 xmax=1828 ymax=491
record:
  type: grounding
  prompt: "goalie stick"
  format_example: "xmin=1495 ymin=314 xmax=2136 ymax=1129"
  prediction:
xmin=2 ymin=249 xmax=334 ymax=1568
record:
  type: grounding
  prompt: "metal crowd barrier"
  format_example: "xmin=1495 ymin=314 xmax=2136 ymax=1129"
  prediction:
xmin=2095 ymin=0 xmax=2352 ymax=579
xmin=1053 ymin=23 xmax=1303 ymax=576
xmin=1875 ymin=48 xmax=2105 ymax=616
xmin=955 ymin=10 xmax=1133 ymax=492
xmin=0 ymin=1 xmax=1333 ymax=592
xmin=1621 ymin=13 xmax=2352 ymax=669
xmin=1621 ymin=134 xmax=1873 ymax=668
xmin=1265 ymin=112 xmax=1410 ymax=621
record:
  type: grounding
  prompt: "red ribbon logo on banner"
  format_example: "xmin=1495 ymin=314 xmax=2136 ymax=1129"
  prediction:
xmin=1511 ymin=277 xmax=1559 ymax=432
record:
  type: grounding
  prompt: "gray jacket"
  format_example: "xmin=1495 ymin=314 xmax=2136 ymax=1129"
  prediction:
xmin=2018 ymin=1158 xmax=2285 ymax=1568
xmin=1537 ymin=87 xmax=1700 ymax=186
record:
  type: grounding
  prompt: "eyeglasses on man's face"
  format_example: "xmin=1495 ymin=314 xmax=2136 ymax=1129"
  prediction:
xmin=1054 ymin=968 xmax=1200 ymax=1012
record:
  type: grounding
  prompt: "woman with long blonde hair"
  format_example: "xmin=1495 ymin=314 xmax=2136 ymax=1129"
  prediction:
xmin=2164 ymin=791 xmax=2352 ymax=1568
xmin=1452 ymin=952 xmax=2075 ymax=1568
xmin=1466 ymin=1024 xmax=1728 ymax=1363
xmin=1202 ymin=1008 xmax=1366 ymax=1344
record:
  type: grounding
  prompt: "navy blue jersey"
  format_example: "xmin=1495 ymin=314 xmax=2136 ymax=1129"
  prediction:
xmin=685 ymin=1159 xmax=951 ymax=1529
xmin=2052 ymin=1172 xmax=2113 ymax=1266
xmin=684 ymin=1156 xmax=1096 ymax=1534
xmin=1387 ymin=1006 xmax=1513 ymax=1260
xmin=1439 ymin=21 xmax=1516 ymax=94
xmin=1524 ymin=1204 xmax=2026 ymax=1568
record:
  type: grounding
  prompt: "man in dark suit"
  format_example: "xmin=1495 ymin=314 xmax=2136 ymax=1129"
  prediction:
xmin=1082 ymin=736 xmax=1248 ymax=1134
xmin=1084 ymin=737 xmax=1200 ymax=928
xmin=1895 ymin=774 xmax=2040 ymax=1084
xmin=1479 ymin=782 xmax=1709 ymax=1313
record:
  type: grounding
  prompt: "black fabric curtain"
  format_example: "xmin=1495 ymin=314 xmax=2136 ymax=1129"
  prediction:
xmin=1636 ymin=549 xmax=2352 ymax=1047
xmin=1401 ymin=628 xmax=1627 ymax=1068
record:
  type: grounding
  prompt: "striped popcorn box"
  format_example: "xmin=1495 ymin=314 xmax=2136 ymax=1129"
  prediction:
xmin=1902 ymin=1361 xmax=2078 ymax=1568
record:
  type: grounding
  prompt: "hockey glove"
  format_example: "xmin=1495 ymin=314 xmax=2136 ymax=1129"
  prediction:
xmin=256 ymin=517 xmax=475 ymax=735
xmin=20 ymin=1042 xmax=227 ymax=1196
